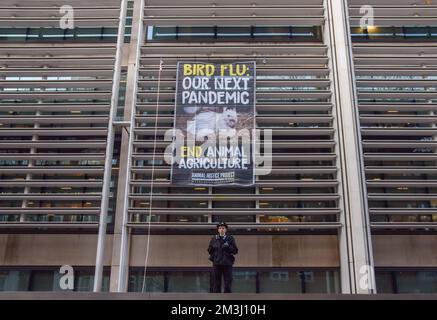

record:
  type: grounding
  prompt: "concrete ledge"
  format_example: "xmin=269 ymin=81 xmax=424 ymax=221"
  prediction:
xmin=0 ymin=292 xmax=437 ymax=300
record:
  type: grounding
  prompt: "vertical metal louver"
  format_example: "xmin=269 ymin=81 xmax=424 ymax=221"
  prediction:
xmin=348 ymin=0 xmax=437 ymax=230
xmin=125 ymin=0 xmax=342 ymax=232
xmin=0 ymin=0 xmax=123 ymax=228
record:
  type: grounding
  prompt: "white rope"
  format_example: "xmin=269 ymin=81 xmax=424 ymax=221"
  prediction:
xmin=141 ymin=58 xmax=163 ymax=293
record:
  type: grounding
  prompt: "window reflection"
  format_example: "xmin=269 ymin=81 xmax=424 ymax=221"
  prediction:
xmin=128 ymin=268 xmax=340 ymax=293
xmin=147 ymin=26 xmax=322 ymax=42
xmin=0 ymin=269 xmax=110 ymax=292
xmin=376 ymin=270 xmax=437 ymax=294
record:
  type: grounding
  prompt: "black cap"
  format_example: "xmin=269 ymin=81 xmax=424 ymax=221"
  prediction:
xmin=216 ymin=221 xmax=228 ymax=229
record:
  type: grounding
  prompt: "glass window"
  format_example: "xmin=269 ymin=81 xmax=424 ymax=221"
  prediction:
xmin=258 ymin=270 xmax=340 ymax=293
xmin=376 ymin=270 xmax=437 ymax=294
xmin=302 ymin=271 xmax=339 ymax=293
xmin=259 ymin=271 xmax=301 ymax=293
xmin=28 ymin=271 xmax=57 ymax=291
xmin=166 ymin=215 xmax=208 ymax=223
xmin=259 ymin=215 xmax=337 ymax=223
xmin=178 ymin=26 xmax=215 ymax=40
xmin=150 ymin=26 xmax=176 ymax=40
xmin=167 ymin=271 xmax=210 ymax=293
xmin=40 ymin=29 xmax=65 ymax=40
xmin=216 ymin=26 xmax=251 ymax=39
xmin=351 ymin=26 xmax=437 ymax=42
xmin=253 ymin=26 xmax=290 ymax=39
xmin=129 ymin=270 xmax=211 ymax=293
xmin=232 ymin=271 xmax=257 ymax=293
xmin=396 ymin=271 xmax=437 ymax=294
xmin=75 ymin=270 xmax=110 ymax=292
xmin=212 ymin=202 xmax=256 ymax=209
xmin=0 ymin=271 xmax=30 ymax=291
xmin=0 ymin=27 xmax=118 ymax=42
xmin=212 ymin=215 xmax=256 ymax=223
xmin=146 ymin=26 xmax=322 ymax=42
xmin=128 ymin=270 xmax=165 ymax=293
xmin=0 ymin=269 xmax=109 ymax=292
xmin=127 ymin=269 xmax=340 ymax=293
xmin=375 ymin=271 xmax=395 ymax=294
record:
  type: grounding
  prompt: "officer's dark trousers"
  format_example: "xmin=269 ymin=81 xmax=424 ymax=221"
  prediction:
xmin=212 ymin=265 xmax=233 ymax=293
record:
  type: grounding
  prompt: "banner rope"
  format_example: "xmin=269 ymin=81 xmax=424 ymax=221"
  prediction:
xmin=141 ymin=58 xmax=163 ymax=293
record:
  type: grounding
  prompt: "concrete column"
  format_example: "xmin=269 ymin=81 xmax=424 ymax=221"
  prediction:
xmin=324 ymin=0 xmax=376 ymax=293
xmin=94 ymin=0 xmax=128 ymax=292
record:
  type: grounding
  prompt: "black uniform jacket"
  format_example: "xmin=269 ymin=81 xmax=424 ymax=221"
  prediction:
xmin=207 ymin=234 xmax=238 ymax=266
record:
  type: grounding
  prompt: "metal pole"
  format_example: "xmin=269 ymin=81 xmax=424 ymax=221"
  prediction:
xmin=94 ymin=0 xmax=128 ymax=292
xmin=117 ymin=0 xmax=146 ymax=292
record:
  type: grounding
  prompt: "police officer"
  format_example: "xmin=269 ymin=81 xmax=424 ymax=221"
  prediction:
xmin=207 ymin=222 xmax=238 ymax=293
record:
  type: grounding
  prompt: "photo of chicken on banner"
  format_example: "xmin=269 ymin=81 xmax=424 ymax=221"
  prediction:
xmin=184 ymin=106 xmax=238 ymax=142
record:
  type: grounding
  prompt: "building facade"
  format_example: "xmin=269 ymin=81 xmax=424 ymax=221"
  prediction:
xmin=0 ymin=0 xmax=436 ymax=294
